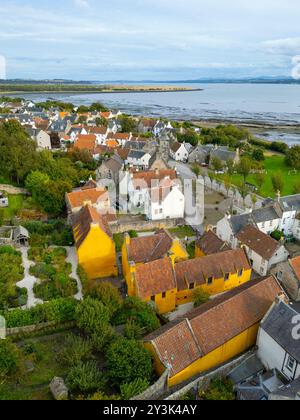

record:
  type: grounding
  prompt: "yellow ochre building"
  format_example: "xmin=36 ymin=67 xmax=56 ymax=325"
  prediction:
xmin=72 ymin=205 xmax=118 ymax=280
xmin=144 ymin=276 xmax=285 ymax=387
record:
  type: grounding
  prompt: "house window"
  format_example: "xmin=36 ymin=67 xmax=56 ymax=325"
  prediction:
xmin=162 ymin=292 xmax=166 ymax=299
xmin=207 ymin=277 xmax=213 ymax=285
xmin=151 ymin=295 xmax=155 ymax=302
xmin=224 ymin=273 xmax=230 ymax=281
xmin=238 ymin=269 xmax=243 ymax=277
xmin=189 ymin=283 xmax=195 ymax=290
xmin=286 ymin=356 xmax=296 ymax=373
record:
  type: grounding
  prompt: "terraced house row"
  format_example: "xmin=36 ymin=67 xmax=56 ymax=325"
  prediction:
xmin=122 ymin=230 xmax=252 ymax=314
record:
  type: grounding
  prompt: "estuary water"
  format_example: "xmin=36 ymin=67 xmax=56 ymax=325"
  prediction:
xmin=17 ymin=83 xmax=300 ymax=145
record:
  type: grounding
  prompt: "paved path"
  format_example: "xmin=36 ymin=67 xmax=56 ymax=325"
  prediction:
xmin=17 ymin=248 xmax=43 ymax=309
xmin=65 ymin=246 xmax=83 ymax=301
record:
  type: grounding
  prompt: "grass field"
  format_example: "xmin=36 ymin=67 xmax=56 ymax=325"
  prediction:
xmin=1 ymin=195 xmax=37 ymax=220
xmin=0 ymin=332 xmax=70 ymax=400
xmin=223 ymin=155 xmax=300 ymax=198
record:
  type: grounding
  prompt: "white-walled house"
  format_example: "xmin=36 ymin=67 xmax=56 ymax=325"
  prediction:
xmin=169 ymin=142 xmax=189 ymax=162
xmin=144 ymin=182 xmax=185 ymax=221
xmin=36 ymin=130 xmax=52 ymax=150
xmin=279 ymin=194 xmax=300 ymax=237
xmin=126 ymin=150 xmax=155 ymax=170
xmin=236 ymin=225 xmax=289 ymax=276
xmin=257 ymin=299 xmax=300 ymax=382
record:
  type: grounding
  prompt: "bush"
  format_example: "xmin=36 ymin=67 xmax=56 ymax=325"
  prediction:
xmin=0 ymin=339 xmax=22 ymax=380
xmin=124 ymin=320 xmax=143 ymax=340
xmin=106 ymin=338 xmax=153 ymax=388
xmin=0 ymin=245 xmax=24 ymax=310
xmin=120 ymin=378 xmax=149 ymax=400
xmin=114 ymin=297 xmax=160 ymax=334
xmin=193 ymin=288 xmax=210 ymax=308
xmin=66 ymin=361 xmax=106 ymax=394
xmin=75 ymin=297 xmax=110 ymax=336
xmin=271 ymin=230 xmax=284 ymax=241
xmin=88 ymin=282 xmax=122 ymax=317
xmin=60 ymin=334 xmax=93 ymax=368
xmin=200 ymin=378 xmax=235 ymax=401
xmin=1 ymin=297 xmax=78 ymax=328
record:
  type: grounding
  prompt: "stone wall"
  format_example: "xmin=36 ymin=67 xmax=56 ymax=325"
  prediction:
xmin=131 ymin=369 xmax=170 ymax=401
xmin=0 ymin=185 xmax=28 ymax=195
xmin=6 ymin=321 xmax=75 ymax=337
xmin=111 ymin=218 xmax=185 ymax=234
xmin=165 ymin=351 xmax=255 ymax=400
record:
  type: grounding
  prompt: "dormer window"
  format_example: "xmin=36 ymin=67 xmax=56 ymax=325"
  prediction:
xmin=207 ymin=277 xmax=213 ymax=285
xmin=189 ymin=283 xmax=195 ymax=290
xmin=224 ymin=273 xmax=230 ymax=281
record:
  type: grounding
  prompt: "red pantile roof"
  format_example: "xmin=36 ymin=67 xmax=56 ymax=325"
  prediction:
xmin=237 ymin=225 xmax=281 ymax=260
xmin=66 ymin=188 xmax=108 ymax=210
xmin=196 ymin=230 xmax=231 ymax=255
xmin=127 ymin=230 xmax=173 ymax=264
xmin=145 ymin=276 xmax=285 ymax=377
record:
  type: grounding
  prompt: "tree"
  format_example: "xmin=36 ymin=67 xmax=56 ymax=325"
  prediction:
xmin=286 ymin=145 xmax=300 ymax=169
xmin=95 ymin=117 xmax=108 ymax=127
xmin=237 ymin=157 xmax=252 ymax=182
xmin=75 ymin=297 xmax=110 ymax=336
xmin=191 ymin=164 xmax=201 ymax=178
xmin=293 ymin=181 xmax=300 ymax=195
xmin=226 ymin=159 xmax=235 ymax=176
xmin=271 ymin=172 xmax=284 ymax=195
xmin=211 ymin=157 xmax=224 ymax=173
xmin=0 ymin=339 xmax=22 ymax=381
xmin=251 ymin=194 xmax=258 ymax=210
xmin=200 ymin=378 xmax=235 ymax=401
xmin=119 ymin=115 xmax=137 ymax=133
xmin=177 ymin=130 xmax=199 ymax=147
xmin=88 ymin=282 xmax=122 ymax=317
xmin=106 ymin=338 xmax=153 ymax=387
xmin=254 ymin=172 xmax=265 ymax=191
xmin=223 ymin=174 xmax=232 ymax=196
xmin=114 ymin=297 xmax=160 ymax=334
xmin=252 ymin=148 xmax=265 ymax=162
xmin=0 ymin=120 xmax=37 ymax=184
xmin=238 ymin=182 xmax=250 ymax=205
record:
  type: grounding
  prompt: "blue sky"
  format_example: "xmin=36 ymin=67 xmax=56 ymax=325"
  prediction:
xmin=0 ymin=0 xmax=300 ymax=80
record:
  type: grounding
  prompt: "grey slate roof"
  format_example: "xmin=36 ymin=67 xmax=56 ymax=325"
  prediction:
xmin=252 ymin=206 xmax=281 ymax=224
xmin=228 ymin=354 xmax=264 ymax=385
xmin=229 ymin=205 xmax=281 ymax=234
xmin=272 ymin=377 xmax=300 ymax=399
xmin=280 ymin=194 xmax=300 ymax=212
xmin=260 ymin=301 xmax=300 ymax=363
xmin=128 ymin=150 xmax=147 ymax=159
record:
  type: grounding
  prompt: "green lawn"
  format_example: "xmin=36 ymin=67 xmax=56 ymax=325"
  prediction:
xmin=2 ymin=195 xmax=35 ymax=220
xmin=168 ymin=225 xmax=195 ymax=239
xmin=0 ymin=332 xmax=70 ymax=400
xmin=223 ymin=155 xmax=299 ymax=198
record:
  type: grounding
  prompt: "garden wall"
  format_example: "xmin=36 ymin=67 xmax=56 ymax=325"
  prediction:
xmin=131 ymin=370 xmax=170 ymax=401
xmin=111 ymin=218 xmax=185 ymax=234
xmin=0 ymin=185 xmax=28 ymax=195
xmin=6 ymin=320 xmax=75 ymax=337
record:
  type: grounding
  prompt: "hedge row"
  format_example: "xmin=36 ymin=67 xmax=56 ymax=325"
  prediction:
xmin=0 ymin=297 xmax=78 ymax=328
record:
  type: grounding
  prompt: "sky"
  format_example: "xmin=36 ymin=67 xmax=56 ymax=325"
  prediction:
xmin=0 ymin=0 xmax=300 ymax=81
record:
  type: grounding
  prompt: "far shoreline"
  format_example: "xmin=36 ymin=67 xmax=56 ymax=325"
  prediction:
xmin=0 ymin=87 xmax=203 ymax=95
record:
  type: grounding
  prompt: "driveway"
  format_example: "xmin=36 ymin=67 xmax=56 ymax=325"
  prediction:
xmin=17 ymin=248 xmax=43 ymax=309
xmin=168 ymin=160 xmax=196 ymax=180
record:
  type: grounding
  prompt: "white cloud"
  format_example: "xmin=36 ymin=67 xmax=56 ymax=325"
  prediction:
xmin=74 ymin=0 xmax=90 ymax=9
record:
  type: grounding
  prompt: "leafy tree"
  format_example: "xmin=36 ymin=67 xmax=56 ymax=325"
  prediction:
xmin=119 ymin=115 xmax=137 ymax=133
xmin=95 ymin=117 xmax=108 ymax=127
xmin=254 ymin=172 xmax=265 ymax=191
xmin=286 ymin=145 xmax=300 ymax=169
xmin=106 ymin=338 xmax=153 ymax=387
xmin=293 ymin=181 xmax=300 ymax=195
xmin=178 ymin=129 xmax=199 ymax=147
xmin=75 ymin=297 xmax=110 ymax=336
xmin=211 ymin=157 xmax=224 ymax=172
xmin=124 ymin=320 xmax=143 ymax=340
xmin=271 ymin=172 xmax=284 ymax=195
xmin=252 ymin=148 xmax=265 ymax=161
xmin=88 ymin=282 xmax=122 ymax=317
xmin=66 ymin=361 xmax=106 ymax=394
xmin=237 ymin=157 xmax=252 ymax=182
xmin=191 ymin=164 xmax=201 ymax=177
xmin=0 ymin=120 xmax=37 ymax=184
xmin=0 ymin=339 xmax=22 ymax=381
xmin=114 ymin=297 xmax=160 ymax=334
xmin=271 ymin=230 xmax=284 ymax=241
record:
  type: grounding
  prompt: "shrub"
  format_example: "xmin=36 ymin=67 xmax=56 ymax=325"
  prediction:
xmin=88 ymin=282 xmax=122 ymax=317
xmin=1 ymin=297 xmax=78 ymax=328
xmin=60 ymin=334 xmax=93 ymax=368
xmin=193 ymin=288 xmax=210 ymax=308
xmin=114 ymin=297 xmax=160 ymax=334
xmin=66 ymin=361 xmax=106 ymax=394
xmin=75 ymin=297 xmax=110 ymax=336
xmin=0 ymin=339 xmax=22 ymax=380
xmin=200 ymin=378 xmax=235 ymax=401
xmin=120 ymin=378 xmax=149 ymax=400
xmin=124 ymin=320 xmax=143 ymax=340
xmin=106 ymin=338 xmax=153 ymax=388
